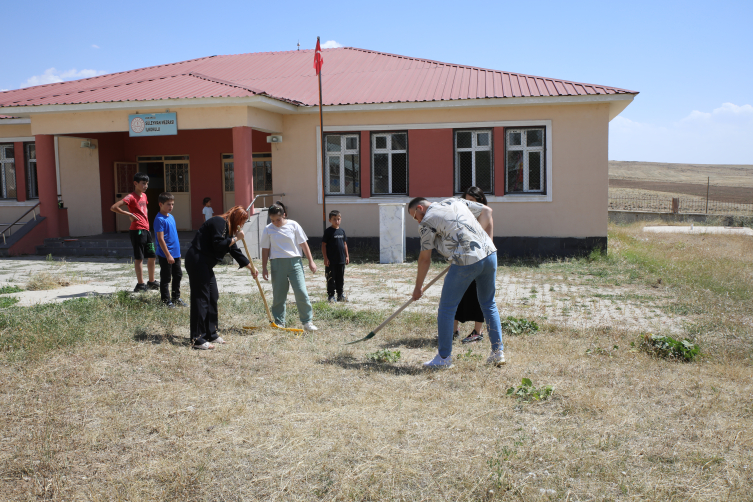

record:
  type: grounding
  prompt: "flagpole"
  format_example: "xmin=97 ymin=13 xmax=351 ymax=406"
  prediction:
xmin=317 ymin=37 xmax=327 ymax=235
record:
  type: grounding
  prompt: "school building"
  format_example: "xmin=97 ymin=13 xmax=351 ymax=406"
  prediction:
xmin=0 ymin=47 xmax=637 ymax=257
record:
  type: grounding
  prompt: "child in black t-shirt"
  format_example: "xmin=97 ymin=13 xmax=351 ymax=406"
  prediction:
xmin=321 ymin=210 xmax=349 ymax=302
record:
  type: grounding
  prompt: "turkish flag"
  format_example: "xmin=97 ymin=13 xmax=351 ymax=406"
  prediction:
xmin=314 ymin=39 xmax=324 ymax=75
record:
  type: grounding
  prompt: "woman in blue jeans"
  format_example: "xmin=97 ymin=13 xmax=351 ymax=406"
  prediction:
xmin=408 ymin=196 xmax=505 ymax=368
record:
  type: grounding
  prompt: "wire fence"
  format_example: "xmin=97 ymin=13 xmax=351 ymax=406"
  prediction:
xmin=609 ymin=193 xmax=753 ymax=215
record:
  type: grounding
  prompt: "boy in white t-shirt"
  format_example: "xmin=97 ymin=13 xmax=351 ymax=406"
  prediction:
xmin=202 ymin=197 xmax=214 ymax=221
xmin=260 ymin=201 xmax=318 ymax=332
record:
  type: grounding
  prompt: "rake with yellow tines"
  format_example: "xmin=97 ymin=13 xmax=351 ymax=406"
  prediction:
xmin=241 ymin=238 xmax=304 ymax=333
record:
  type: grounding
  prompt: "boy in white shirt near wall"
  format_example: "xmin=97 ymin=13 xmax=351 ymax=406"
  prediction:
xmin=202 ymin=197 xmax=214 ymax=221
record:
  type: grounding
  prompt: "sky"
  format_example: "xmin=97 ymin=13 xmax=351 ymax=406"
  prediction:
xmin=0 ymin=0 xmax=751 ymax=165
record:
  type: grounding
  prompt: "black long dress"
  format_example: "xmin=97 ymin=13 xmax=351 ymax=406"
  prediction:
xmin=185 ymin=216 xmax=250 ymax=344
xmin=454 ymin=280 xmax=484 ymax=324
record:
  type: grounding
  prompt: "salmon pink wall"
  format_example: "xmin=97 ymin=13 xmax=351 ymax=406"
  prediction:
xmin=89 ymin=129 xmax=236 ymax=231
xmin=408 ymin=129 xmax=454 ymax=197
xmin=493 ymin=127 xmax=506 ymax=196
xmin=35 ymin=135 xmax=61 ymax=237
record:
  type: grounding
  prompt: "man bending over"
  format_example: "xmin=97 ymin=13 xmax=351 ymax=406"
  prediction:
xmin=408 ymin=197 xmax=505 ymax=368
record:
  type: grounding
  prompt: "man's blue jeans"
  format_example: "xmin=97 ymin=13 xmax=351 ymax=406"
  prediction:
xmin=437 ymin=253 xmax=503 ymax=358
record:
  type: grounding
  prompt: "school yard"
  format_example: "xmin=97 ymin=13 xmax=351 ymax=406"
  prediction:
xmin=0 ymin=222 xmax=752 ymax=501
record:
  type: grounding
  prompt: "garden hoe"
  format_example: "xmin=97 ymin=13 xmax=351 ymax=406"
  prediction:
xmin=345 ymin=265 xmax=450 ymax=345
xmin=241 ymin=238 xmax=304 ymax=333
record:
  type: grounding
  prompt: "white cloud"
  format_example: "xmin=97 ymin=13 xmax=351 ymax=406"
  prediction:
xmin=19 ymin=68 xmax=108 ymax=88
xmin=321 ymin=40 xmax=343 ymax=49
xmin=0 ymin=88 xmax=9 ymax=92
xmin=92 ymin=44 xmax=100 ymax=49
xmin=610 ymin=103 xmax=753 ymax=164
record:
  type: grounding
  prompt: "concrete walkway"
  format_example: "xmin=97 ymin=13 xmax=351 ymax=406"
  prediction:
xmin=643 ymin=225 xmax=753 ymax=236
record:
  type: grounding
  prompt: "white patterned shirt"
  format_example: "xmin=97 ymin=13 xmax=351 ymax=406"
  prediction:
xmin=418 ymin=198 xmax=496 ymax=266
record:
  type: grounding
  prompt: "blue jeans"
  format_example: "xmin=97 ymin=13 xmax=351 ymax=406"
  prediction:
xmin=437 ymin=253 xmax=503 ymax=358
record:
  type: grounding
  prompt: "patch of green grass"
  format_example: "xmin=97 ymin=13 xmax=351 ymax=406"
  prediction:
xmin=455 ymin=348 xmax=482 ymax=361
xmin=500 ymin=316 xmax=539 ymax=335
xmin=0 ymin=285 xmax=23 ymax=295
xmin=0 ymin=291 xmax=185 ymax=361
xmin=0 ymin=297 xmax=19 ymax=308
xmin=506 ymin=378 xmax=554 ymax=402
xmin=365 ymin=349 xmax=401 ymax=363
xmin=640 ymin=333 xmax=701 ymax=362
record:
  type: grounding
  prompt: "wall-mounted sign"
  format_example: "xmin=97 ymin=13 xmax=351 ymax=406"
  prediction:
xmin=128 ymin=112 xmax=177 ymax=137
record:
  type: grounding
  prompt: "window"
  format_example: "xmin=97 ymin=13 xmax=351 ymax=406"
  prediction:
xmin=222 ymin=153 xmax=234 ymax=192
xmin=455 ymin=130 xmax=492 ymax=193
xmin=325 ymin=134 xmax=360 ymax=195
xmin=372 ymin=132 xmax=408 ymax=195
xmin=0 ymin=144 xmax=17 ymax=199
xmin=165 ymin=162 xmax=189 ymax=192
xmin=506 ymin=128 xmax=545 ymax=194
xmin=26 ymin=143 xmax=38 ymax=199
xmin=253 ymin=154 xmax=272 ymax=192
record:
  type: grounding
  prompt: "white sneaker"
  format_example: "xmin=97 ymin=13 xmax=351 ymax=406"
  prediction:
xmin=303 ymin=322 xmax=319 ymax=332
xmin=423 ymin=353 xmax=453 ymax=368
xmin=486 ymin=349 xmax=506 ymax=366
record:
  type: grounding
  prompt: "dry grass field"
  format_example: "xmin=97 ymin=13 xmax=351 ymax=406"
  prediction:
xmin=609 ymin=161 xmax=753 ymax=188
xmin=1 ymin=224 xmax=752 ymax=501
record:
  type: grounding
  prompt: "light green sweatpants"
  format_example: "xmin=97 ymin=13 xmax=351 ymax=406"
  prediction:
xmin=270 ymin=257 xmax=313 ymax=326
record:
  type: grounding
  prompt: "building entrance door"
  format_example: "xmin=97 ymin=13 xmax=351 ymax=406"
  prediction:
xmin=114 ymin=162 xmax=137 ymax=232
xmin=130 ymin=155 xmax=191 ymax=230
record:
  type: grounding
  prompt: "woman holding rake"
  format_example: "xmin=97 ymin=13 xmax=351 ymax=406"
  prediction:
xmin=185 ymin=205 xmax=254 ymax=350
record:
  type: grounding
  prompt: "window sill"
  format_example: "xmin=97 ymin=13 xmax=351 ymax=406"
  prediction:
xmin=0 ymin=199 xmax=39 ymax=207
xmin=486 ymin=194 xmax=552 ymax=203
xmin=322 ymin=194 xmax=553 ymax=204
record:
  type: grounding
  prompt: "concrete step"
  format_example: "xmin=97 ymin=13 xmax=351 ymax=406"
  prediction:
xmin=36 ymin=246 xmax=134 ymax=258
xmin=38 ymin=239 xmax=194 ymax=257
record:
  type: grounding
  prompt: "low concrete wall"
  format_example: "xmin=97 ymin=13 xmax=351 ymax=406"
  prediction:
xmin=608 ymin=210 xmax=753 ymax=227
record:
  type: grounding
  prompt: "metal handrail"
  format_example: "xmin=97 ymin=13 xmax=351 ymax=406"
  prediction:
xmin=245 ymin=193 xmax=286 ymax=215
xmin=1 ymin=202 xmax=40 ymax=245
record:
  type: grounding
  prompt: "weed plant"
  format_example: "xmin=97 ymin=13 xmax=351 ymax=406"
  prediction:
xmin=641 ymin=333 xmax=701 ymax=362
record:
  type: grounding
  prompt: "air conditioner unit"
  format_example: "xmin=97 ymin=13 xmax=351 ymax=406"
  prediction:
xmin=266 ymin=135 xmax=283 ymax=143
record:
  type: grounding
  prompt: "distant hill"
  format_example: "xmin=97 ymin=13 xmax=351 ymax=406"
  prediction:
xmin=609 ymin=161 xmax=753 ymax=188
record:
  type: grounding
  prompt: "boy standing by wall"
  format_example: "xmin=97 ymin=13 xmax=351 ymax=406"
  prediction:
xmin=110 ymin=172 xmax=159 ymax=292
xmin=321 ymin=210 xmax=349 ymax=302
xmin=154 ymin=192 xmax=185 ymax=308
xmin=202 ymin=197 xmax=214 ymax=221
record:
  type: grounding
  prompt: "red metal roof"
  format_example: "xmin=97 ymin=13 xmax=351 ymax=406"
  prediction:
xmin=0 ymin=48 xmax=637 ymax=109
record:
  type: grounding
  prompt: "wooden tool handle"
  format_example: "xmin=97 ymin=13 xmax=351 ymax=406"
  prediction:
xmin=371 ymin=265 xmax=450 ymax=335
xmin=241 ymin=238 xmax=274 ymax=324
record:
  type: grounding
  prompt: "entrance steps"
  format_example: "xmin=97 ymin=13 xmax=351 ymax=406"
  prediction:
xmin=36 ymin=233 xmax=194 ymax=258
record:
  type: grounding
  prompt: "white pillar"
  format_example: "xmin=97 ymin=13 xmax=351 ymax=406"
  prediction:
xmin=379 ymin=203 xmax=406 ymax=264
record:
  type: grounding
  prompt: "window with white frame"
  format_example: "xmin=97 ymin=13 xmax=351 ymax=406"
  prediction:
xmin=372 ymin=132 xmax=407 ymax=195
xmin=0 ymin=144 xmax=17 ymax=199
xmin=506 ymin=128 xmax=545 ymax=194
xmin=325 ymin=134 xmax=360 ymax=195
xmin=26 ymin=143 xmax=38 ymax=199
xmin=455 ymin=130 xmax=492 ymax=193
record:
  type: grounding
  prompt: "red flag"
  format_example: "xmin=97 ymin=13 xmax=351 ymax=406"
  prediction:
xmin=314 ymin=38 xmax=324 ymax=75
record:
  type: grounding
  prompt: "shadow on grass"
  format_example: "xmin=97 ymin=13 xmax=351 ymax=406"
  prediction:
xmin=318 ymin=353 xmax=423 ymax=376
xmin=382 ymin=336 xmax=437 ymax=350
xmin=133 ymin=330 xmax=189 ymax=347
